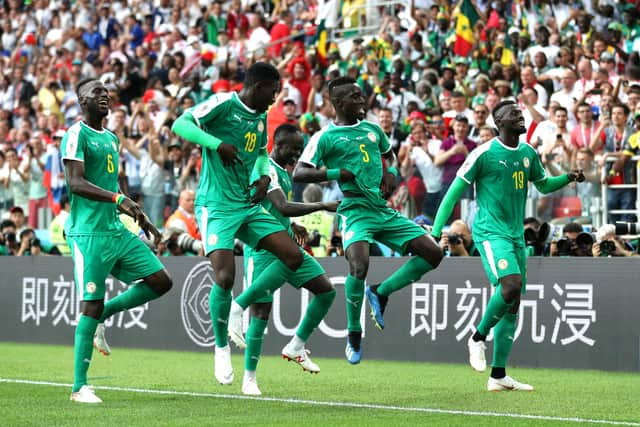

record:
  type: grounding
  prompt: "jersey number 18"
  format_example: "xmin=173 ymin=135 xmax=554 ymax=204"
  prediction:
xmin=244 ymin=132 xmax=257 ymax=152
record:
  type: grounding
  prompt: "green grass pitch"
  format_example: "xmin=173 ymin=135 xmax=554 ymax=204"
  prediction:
xmin=1 ymin=342 xmax=638 ymax=426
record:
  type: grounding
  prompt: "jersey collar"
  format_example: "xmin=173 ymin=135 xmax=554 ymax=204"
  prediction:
xmin=233 ymin=92 xmax=256 ymax=114
xmin=493 ymin=136 xmax=520 ymax=151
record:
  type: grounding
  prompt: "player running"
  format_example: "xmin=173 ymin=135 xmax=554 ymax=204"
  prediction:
xmin=62 ymin=79 xmax=173 ymax=403
xmin=431 ymin=100 xmax=585 ymax=391
xmin=171 ymin=62 xmax=310 ymax=386
xmin=293 ymin=77 xmax=443 ymax=364
xmin=230 ymin=124 xmax=337 ymax=395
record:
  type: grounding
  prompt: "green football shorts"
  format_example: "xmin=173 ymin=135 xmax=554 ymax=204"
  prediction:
xmin=68 ymin=231 xmax=164 ymax=301
xmin=196 ymin=204 xmax=287 ymax=255
xmin=244 ymin=246 xmax=325 ymax=303
xmin=476 ymin=237 xmax=528 ymax=292
xmin=336 ymin=198 xmax=426 ymax=253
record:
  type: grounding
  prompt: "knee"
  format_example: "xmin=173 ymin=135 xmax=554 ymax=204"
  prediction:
xmin=82 ymin=300 xmax=104 ymax=319
xmin=427 ymin=246 xmax=444 ymax=268
xmin=348 ymin=260 xmax=369 ymax=280
xmin=215 ymin=268 xmax=235 ymax=289
xmin=251 ymin=303 xmax=272 ymax=321
xmin=284 ymin=250 xmax=304 ymax=271
xmin=500 ymin=279 xmax=522 ymax=303
xmin=159 ymin=274 xmax=173 ymax=295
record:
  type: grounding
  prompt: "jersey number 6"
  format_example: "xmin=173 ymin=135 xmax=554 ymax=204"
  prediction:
xmin=107 ymin=154 xmax=115 ymax=174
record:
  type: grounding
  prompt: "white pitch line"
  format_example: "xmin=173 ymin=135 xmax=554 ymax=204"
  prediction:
xmin=2 ymin=378 xmax=639 ymax=426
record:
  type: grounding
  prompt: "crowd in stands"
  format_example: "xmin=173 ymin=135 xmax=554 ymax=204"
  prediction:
xmin=1 ymin=0 xmax=639 ymax=257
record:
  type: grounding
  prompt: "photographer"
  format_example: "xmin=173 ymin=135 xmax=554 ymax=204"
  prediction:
xmin=439 ymin=220 xmax=480 ymax=257
xmin=0 ymin=219 xmax=18 ymax=256
xmin=550 ymin=222 xmax=593 ymax=257
xmin=16 ymin=229 xmax=42 ymax=256
xmin=159 ymin=227 xmax=204 ymax=257
xmin=592 ymin=224 xmax=638 ymax=257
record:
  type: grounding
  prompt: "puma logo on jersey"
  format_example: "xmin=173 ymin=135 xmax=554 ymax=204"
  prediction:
xmin=233 ymin=114 xmax=242 ymax=122
xmin=498 ymin=160 xmax=508 ymax=168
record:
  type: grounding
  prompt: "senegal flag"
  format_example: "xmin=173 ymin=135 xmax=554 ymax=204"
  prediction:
xmin=453 ymin=0 xmax=480 ymax=57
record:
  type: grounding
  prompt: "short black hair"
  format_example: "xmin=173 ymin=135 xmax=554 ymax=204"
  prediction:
xmin=492 ymin=100 xmax=517 ymax=120
xmin=328 ymin=76 xmax=357 ymax=97
xmin=0 ymin=219 xmax=16 ymax=231
xmin=76 ymin=78 xmax=98 ymax=95
xmin=60 ymin=193 xmax=70 ymax=209
xmin=564 ymin=222 xmax=584 ymax=234
xmin=524 ymin=217 xmax=540 ymax=226
xmin=274 ymin=123 xmax=301 ymax=145
xmin=554 ymin=106 xmax=568 ymax=115
xmin=611 ymin=103 xmax=630 ymax=116
xmin=243 ymin=62 xmax=280 ymax=87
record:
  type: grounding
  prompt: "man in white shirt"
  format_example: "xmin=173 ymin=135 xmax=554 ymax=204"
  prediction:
xmin=520 ymin=65 xmax=548 ymax=108
xmin=550 ymin=68 xmax=580 ymax=129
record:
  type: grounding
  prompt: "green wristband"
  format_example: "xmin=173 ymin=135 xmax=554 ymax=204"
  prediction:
xmin=327 ymin=169 xmax=341 ymax=181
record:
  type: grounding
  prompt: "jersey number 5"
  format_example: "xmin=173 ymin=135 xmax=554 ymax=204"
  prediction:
xmin=359 ymin=144 xmax=370 ymax=163
xmin=512 ymin=170 xmax=524 ymax=190
xmin=107 ymin=154 xmax=115 ymax=174
xmin=244 ymin=132 xmax=257 ymax=152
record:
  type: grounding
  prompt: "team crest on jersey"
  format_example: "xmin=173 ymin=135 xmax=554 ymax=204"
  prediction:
xmin=86 ymin=282 xmax=97 ymax=293
xmin=345 ymin=230 xmax=354 ymax=241
xmin=498 ymin=259 xmax=509 ymax=270
xmin=367 ymin=132 xmax=376 ymax=142
xmin=523 ymin=158 xmax=530 ymax=168
xmin=208 ymin=234 xmax=218 ymax=246
xmin=257 ymin=121 xmax=264 ymax=133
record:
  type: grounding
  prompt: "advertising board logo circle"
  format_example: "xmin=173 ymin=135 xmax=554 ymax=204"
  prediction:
xmin=181 ymin=261 xmax=216 ymax=347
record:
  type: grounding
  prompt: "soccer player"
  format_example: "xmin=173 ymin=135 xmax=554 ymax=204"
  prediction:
xmin=293 ymin=77 xmax=444 ymax=364
xmin=431 ymin=101 xmax=585 ymax=391
xmin=62 ymin=79 xmax=173 ymax=403
xmin=233 ymin=124 xmax=337 ymax=395
xmin=171 ymin=62 xmax=309 ymax=385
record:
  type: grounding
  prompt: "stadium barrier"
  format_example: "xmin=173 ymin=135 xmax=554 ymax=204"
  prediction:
xmin=1 ymin=257 xmax=638 ymax=372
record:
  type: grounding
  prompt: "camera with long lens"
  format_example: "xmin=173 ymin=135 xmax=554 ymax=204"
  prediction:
xmin=599 ymin=240 xmax=616 ymax=256
xmin=556 ymin=232 xmax=594 ymax=256
xmin=524 ymin=223 xmax=554 ymax=256
xmin=448 ymin=233 xmax=462 ymax=245
xmin=163 ymin=228 xmax=203 ymax=255
xmin=615 ymin=222 xmax=639 ymax=235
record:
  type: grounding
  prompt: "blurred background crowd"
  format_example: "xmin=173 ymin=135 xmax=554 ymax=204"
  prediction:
xmin=0 ymin=0 xmax=639 ymax=258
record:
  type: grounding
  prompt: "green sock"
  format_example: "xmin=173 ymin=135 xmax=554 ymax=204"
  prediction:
xmin=72 ymin=315 xmax=99 ymax=392
xmin=492 ymin=312 xmax=517 ymax=368
xmin=296 ymin=289 xmax=336 ymax=341
xmin=476 ymin=285 xmax=514 ymax=336
xmin=244 ymin=316 xmax=268 ymax=371
xmin=235 ymin=261 xmax=293 ymax=309
xmin=99 ymin=283 xmax=160 ymax=322
xmin=377 ymin=257 xmax=433 ymax=297
xmin=345 ymin=275 xmax=364 ymax=332
xmin=210 ymin=284 xmax=232 ymax=348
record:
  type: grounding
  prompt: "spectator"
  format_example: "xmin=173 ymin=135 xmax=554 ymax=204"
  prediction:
xmin=48 ymin=193 xmax=70 ymax=256
xmin=9 ymin=206 xmax=26 ymax=238
xmin=575 ymin=148 xmax=601 ymax=218
xmin=1 ymin=148 xmax=29 ymax=215
xmin=0 ymin=219 xmax=18 ymax=256
xmin=439 ymin=219 xmax=480 ymax=257
xmin=165 ymin=189 xmax=200 ymax=240
xmin=435 ymin=115 xmax=475 ymax=196
xmin=25 ymin=135 xmax=47 ymax=229
xmin=468 ymin=104 xmax=491 ymax=144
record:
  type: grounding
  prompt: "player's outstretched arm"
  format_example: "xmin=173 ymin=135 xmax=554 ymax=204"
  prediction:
xmin=431 ymin=177 xmax=470 ymax=239
xmin=533 ymin=171 xmax=584 ymax=195
xmin=268 ymin=188 xmax=339 ymax=217
xmin=292 ymin=161 xmax=355 ymax=183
